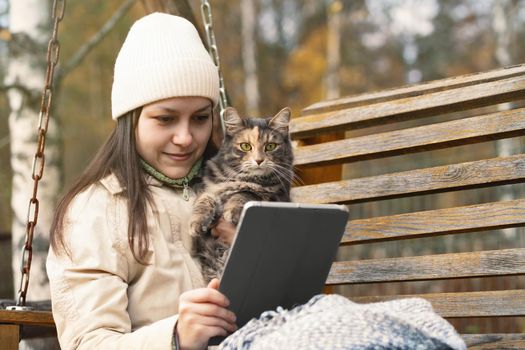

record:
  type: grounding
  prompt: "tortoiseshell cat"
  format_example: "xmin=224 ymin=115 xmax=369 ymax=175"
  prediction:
xmin=191 ymin=106 xmax=294 ymax=283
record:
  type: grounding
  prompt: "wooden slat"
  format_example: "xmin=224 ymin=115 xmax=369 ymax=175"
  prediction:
xmin=348 ymin=290 xmax=525 ymax=317
xmin=290 ymin=74 xmax=525 ymax=139
xmin=0 ymin=325 xmax=19 ymax=350
xmin=326 ymin=248 xmax=525 ymax=285
xmin=0 ymin=300 xmax=51 ymax=311
xmin=0 ymin=310 xmax=54 ymax=327
xmin=294 ymin=107 xmax=525 ymax=167
xmin=291 ymin=154 xmax=525 ymax=204
xmin=462 ymin=334 xmax=525 ymax=349
xmin=302 ymin=64 xmax=525 ymax=115
xmin=341 ymin=199 xmax=525 ymax=244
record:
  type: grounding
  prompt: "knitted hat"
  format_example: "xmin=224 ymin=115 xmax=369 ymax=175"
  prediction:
xmin=111 ymin=13 xmax=219 ymax=120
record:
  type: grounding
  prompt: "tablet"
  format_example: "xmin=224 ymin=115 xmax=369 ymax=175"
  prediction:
xmin=209 ymin=201 xmax=348 ymax=345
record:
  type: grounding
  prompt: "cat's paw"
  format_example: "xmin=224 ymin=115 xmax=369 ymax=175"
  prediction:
xmin=190 ymin=219 xmax=209 ymax=237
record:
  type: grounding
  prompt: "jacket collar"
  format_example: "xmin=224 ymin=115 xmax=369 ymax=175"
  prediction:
xmin=100 ymin=173 xmax=164 ymax=195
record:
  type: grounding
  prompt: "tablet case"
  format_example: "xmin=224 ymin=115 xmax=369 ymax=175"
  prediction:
xmin=209 ymin=201 xmax=348 ymax=345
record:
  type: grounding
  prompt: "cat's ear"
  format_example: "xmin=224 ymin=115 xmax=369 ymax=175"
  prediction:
xmin=223 ymin=107 xmax=244 ymax=136
xmin=269 ymin=107 xmax=291 ymax=134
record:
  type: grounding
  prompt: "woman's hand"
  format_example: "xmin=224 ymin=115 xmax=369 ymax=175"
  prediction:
xmin=176 ymin=278 xmax=237 ymax=350
xmin=211 ymin=218 xmax=236 ymax=245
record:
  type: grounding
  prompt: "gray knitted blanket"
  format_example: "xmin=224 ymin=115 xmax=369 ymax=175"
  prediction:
xmin=217 ymin=294 xmax=466 ymax=350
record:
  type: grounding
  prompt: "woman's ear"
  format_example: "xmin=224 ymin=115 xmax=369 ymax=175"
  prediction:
xmin=222 ymin=107 xmax=244 ymax=136
xmin=268 ymin=107 xmax=291 ymax=134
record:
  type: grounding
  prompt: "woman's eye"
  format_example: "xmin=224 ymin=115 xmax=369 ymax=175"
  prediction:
xmin=155 ymin=115 xmax=173 ymax=123
xmin=193 ymin=114 xmax=210 ymax=123
xmin=240 ymin=142 xmax=252 ymax=152
xmin=265 ymin=143 xmax=277 ymax=152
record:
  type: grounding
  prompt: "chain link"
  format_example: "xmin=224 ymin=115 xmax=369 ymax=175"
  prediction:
xmin=13 ymin=0 xmax=66 ymax=307
xmin=200 ymin=0 xmax=229 ymax=132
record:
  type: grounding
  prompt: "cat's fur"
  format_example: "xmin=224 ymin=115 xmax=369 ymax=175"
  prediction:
xmin=191 ymin=106 xmax=294 ymax=283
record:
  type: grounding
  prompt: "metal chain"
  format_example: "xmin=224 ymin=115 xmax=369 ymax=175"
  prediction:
xmin=200 ymin=0 xmax=228 ymax=132
xmin=9 ymin=0 xmax=66 ymax=309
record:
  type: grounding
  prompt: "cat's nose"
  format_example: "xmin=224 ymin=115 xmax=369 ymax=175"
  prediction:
xmin=255 ymin=159 xmax=263 ymax=165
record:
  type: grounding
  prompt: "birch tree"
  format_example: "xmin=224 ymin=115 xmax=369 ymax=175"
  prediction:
xmin=492 ymin=0 xmax=519 ymax=238
xmin=4 ymin=1 xmax=134 ymax=348
xmin=325 ymin=0 xmax=341 ymax=99
xmin=241 ymin=0 xmax=259 ymax=115
xmin=6 ymin=0 xmax=60 ymax=348
xmin=6 ymin=0 xmax=59 ymax=303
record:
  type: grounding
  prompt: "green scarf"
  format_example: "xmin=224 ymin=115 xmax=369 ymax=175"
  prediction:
xmin=140 ymin=157 xmax=202 ymax=201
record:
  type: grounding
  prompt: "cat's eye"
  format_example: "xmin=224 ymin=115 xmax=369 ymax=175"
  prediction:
xmin=265 ymin=143 xmax=277 ymax=152
xmin=240 ymin=142 xmax=252 ymax=152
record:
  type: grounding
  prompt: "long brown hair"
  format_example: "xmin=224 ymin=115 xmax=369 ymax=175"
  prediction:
xmin=50 ymin=107 xmax=218 ymax=264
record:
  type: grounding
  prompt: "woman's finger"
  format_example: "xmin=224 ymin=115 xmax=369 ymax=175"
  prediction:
xmin=207 ymin=278 xmax=220 ymax=290
xmin=179 ymin=286 xmax=230 ymax=307
xmin=181 ymin=313 xmax=237 ymax=333
xmin=179 ymin=301 xmax=236 ymax=324
xmin=176 ymin=323 xmax=229 ymax=350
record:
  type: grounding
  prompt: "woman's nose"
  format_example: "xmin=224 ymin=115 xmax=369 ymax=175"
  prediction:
xmin=172 ymin=124 xmax=193 ymax=147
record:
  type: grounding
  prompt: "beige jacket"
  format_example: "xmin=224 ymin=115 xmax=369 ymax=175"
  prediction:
xmin=46 ymin=174 xmax=205 ymax=350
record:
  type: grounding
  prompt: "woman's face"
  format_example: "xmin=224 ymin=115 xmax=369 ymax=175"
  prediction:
xmin=136 ymin=96 xmax=213 ymax=179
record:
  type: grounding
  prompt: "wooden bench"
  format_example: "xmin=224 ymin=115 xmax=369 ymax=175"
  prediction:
xmin=289 ymin=63 xmax=525 ymax=349
xmin=3 ymin=64 xmax=525 ymax=349
xmin=0 ymin=308 xmax=55 ymax=350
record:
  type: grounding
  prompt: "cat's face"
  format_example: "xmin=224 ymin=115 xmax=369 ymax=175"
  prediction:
xmin=221 ymin=107 xmax=293 ymax=179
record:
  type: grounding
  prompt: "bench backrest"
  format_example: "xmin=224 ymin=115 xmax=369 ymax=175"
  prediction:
xmin=290 ymin=64 xmax=525 ymax=348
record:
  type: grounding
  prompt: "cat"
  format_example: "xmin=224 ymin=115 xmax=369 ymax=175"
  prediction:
xmin=190 ymin=106 xmax=295 ymax=283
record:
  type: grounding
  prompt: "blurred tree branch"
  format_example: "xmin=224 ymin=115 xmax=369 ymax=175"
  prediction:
xmin=55 ymin=0 xmax=137 ymax=86
xmin=141 ymin=0 xmax=205 ymax=44
xmin=55 ymin=0 xmax=206 ymax=88
xmin=170 ymin=0 xmax=200 ymax=28
xmin=0 ymin=27 xmax=11 ymax=41
xmin=0 ymin=82 xmax=39 ymax=103
xmin=141 ymin=0 xmax=197 ymax=23
xmin=0 ymin=136 xmax=9 ymax=149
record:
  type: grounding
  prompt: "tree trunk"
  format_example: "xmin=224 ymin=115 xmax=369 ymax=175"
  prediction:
xmin=492 ymin=0 xmax=519 ymax=239
xmin=325 ymin=0 xmax=341 ymax=99
xmin=241 ymin=0 xmax=259 ymax=115
xmin=6 ymin=0 xmax=61 ymax=347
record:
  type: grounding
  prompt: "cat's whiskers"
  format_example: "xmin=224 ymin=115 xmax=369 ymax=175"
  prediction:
xmin=268 ymin=167 xmax=288 ymax=192
xmin=209 ymin=161 xmax=241 ymax=184
xmin=270 ymin=163 xmax=295 ymax=183
xmin=267 ymin=162 xmax=296 ymax=190
xmin=290 ymin=169 xmax=304 ymax=186
xmin=222 ymin=163 xmax=244 ymax=182
xmin=239 ymin=161 xmax=261 ymax=177
xmin=273 ymin=163 xmax=304 ymax=186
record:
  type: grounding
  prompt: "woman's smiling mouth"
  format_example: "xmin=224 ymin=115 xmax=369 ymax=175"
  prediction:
xmin=164 ymin=152 xmax=192 ymax=161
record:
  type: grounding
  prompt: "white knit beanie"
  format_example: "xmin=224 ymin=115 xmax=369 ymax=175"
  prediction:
xmin=111 ymin=13 xmax=219 ymax=120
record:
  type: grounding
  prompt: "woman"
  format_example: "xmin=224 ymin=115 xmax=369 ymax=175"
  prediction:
xmin=47 ymin=13 xmax=236 ymax=350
